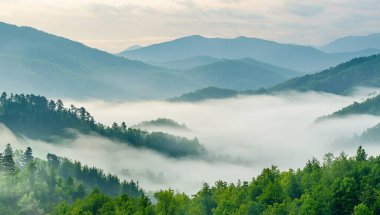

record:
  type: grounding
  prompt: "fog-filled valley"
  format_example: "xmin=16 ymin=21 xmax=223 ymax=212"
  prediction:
xmin=1 ymin=2 xmax=380 ymax=213
xmin=2 ymin=89 xmax=379 ymax=195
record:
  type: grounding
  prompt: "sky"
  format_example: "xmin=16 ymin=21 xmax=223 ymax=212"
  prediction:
xmin=1 ymin=0 xmax=380 ymax=53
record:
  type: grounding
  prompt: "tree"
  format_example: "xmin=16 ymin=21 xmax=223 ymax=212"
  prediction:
xmin=0 ymin=92 xmax=7 ymax=104
xmin=121 ymin=122 xmax=127 ymax=131
xmin=332 ymin=177 xmax=359 ymax=214
xmin=47 ymin=153 xmax=60 ymax=168
xmin=56 ymin=99 xmax=64 ymax=112
xmin=0 ymin=153 xmax=4 ymax=172
xmin=356 ymin=146 xmax=367 ymax=162
xmin=154 ymin=189 xmax=177 ymax=215
xmin=22 ymin=147 xmax=34 ymax=167
xmin=48 ymin=100 xmax=56 ymax=111
xmin=353 ymin=203 xmax=373 ymax=215
xmin=27 ymin=160 xmax=37 ymax=188
xmin=3 ymin=144 xmax=16 ymax=174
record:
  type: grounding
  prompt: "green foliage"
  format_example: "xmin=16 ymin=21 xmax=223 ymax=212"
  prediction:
xmin=0 ymin=93 xmax=205 ymax=157
xmin=1 ymin=145 xmax=380 ymax=214
xmin=0 ymin=144 xmax=143 ymax=214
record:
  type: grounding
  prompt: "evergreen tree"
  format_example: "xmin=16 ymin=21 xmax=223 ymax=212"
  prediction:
xmin=0 ymin=152 xmax=4 ymax=172
xmin=356 ymin=145 xmax=367 ymax=161
xmin=22 ymin=147 xmax=33 ymax=167
xmin=121 ymin=122 xmax=127 ymax=131
xmin=47 ymin=153 xmax=60 ymax=168
xmin=0 ymin=92 xmax=7 ymax=104
xmin=3 ymin=144 xmax=16 ymax=174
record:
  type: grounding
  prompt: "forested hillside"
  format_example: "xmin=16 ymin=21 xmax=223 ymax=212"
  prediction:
xmin=2 ymin=144 xmax=379 ymax=214
xmin=326 ymin=93 xmax=380 ymax=118
xmin=270 ymin=54 xmax=380 ymax=95
xmin=0 ymin=144 xmax=143 ymax=214
xmin=0 ymin=93 xmax=205 ymax=157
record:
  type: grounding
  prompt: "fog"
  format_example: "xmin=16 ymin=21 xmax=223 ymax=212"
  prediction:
xmin=2 ymin=89 xmax=380 ymax=194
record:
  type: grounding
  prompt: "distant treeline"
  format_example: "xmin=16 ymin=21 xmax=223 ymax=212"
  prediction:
xmin=1 ymin=144 xmax=379 ymax=214
xmin=0 ymin=92 xmax=205 ymax=157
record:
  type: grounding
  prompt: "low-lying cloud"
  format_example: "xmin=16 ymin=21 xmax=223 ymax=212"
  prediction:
xmin=3 ymin=90 xmax=380 ymax=194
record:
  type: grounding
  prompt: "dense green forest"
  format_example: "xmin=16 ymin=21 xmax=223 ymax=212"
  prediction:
xmin=2 ymin=144 xmax=380 ymax=214
xmin=0 ymin=144 xmax=143 ymax=214
xmin=0 ymin=93 xmax=205 ymax=157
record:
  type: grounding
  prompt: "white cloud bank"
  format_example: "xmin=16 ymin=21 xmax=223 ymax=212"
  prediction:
xmin=3 ymin=91 xmax=380 ymax=194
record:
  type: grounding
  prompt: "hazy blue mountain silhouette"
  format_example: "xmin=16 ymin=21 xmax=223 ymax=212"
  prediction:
xmin=120 ymin=35 xmax=379 ymax=73
xmin=321 ymin=33 xmax=380 ymax=53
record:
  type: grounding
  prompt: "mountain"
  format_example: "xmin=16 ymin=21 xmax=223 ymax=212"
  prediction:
xmin=321 ymin=33 xmax=380 ymax=53
xmin=0 ymin=22 xmax=198 ymax=99
xmin=326 ymin=94 xmax=380 ymax=118
xmin=181 ymin=58 xmax=300 ymax=90
xmin=149 ymin=56 xmax=221 ymax=70
xmin=316 ymin=93 xmax=380 ymax=142
xmin=270 ymin=54 xmax=380 ymax=95
xmin=133 ymin=118 xmax=189 ymax=131
xmin=119 ymin=35 xmax=379 ymax=72
xmin=169 ymin=87 xmax=266 ymax=102
xmin=123 ymin=45 xmax=143 ymax=51
xmin=0 ymin=93 xmax=205 ymax=157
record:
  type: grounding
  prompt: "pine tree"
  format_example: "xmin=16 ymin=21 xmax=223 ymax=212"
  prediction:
xmin=356 ymin=146 xmax=367 ymax=162
xmin=3 ymin=144 xmax=16 ymax=174
xmin=121 ymin=122 xmax=127 ymax=131
xmin=22 ymin=147 xmax=34 ymax=167
xmin=0 ymin=153 xmax=4 ymax=172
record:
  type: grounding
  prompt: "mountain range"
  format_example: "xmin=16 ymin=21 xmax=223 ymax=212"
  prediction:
xmin=172 ymin=54 xmax=380 ymax=102
xmin=1 ymin=21 xmax=380 ymax=101
xmin=0 ymin=22 xmax=197 ymax=99
xmin=321 ymin=33 xmax=380 ymax=53
xmin=119 ymin=35 xmax=380 ymax=73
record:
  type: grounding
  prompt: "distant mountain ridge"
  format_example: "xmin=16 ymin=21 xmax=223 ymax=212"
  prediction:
xmin=0 ymin=22 xmax=309 ymax=100
xmin=0 ymin=22 xmax=198 ymax=100
xmin=321 ymin=33 xmax=380 ymax=53
xmin=181 ymin=58 xmax=300 ymax=90
xmin=119 ymin=35 xmax=380 ymax=72
xmin=172 ymin=54 xmax=380 ymax=102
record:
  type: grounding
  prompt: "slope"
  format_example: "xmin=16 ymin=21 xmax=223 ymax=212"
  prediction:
xmin=270 ymin=55 xmax=380 ymax=95
xmin=182 ymin=58 xmax=300 ymax=90
xmin=0 ymin=93 xmax=205 ymax=157
xmin=0 ymin=22 xmax=197 ymax=99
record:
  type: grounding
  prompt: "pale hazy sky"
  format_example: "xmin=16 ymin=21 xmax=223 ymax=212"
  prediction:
xmin=1 ymin=0 xmax=379 ymax=52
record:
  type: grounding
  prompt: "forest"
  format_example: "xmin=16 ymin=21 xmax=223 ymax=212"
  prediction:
xmin=0 ymin=144 xmax=379 ymax=214
xmin=0 ymin=93 xmax=205 ymax=158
